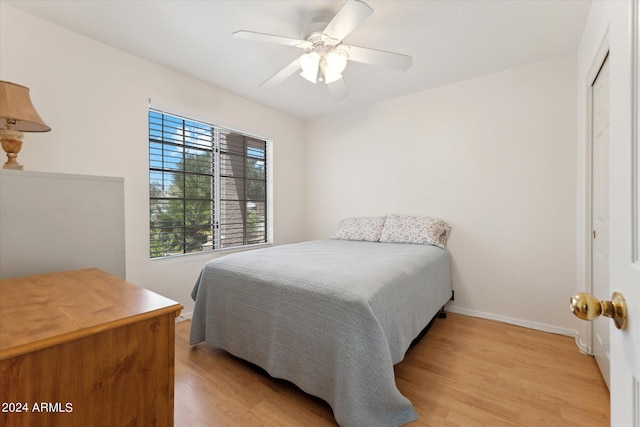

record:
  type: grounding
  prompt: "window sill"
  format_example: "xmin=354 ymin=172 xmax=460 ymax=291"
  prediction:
xmin=150 ymin=242 xmax=273 ymax=264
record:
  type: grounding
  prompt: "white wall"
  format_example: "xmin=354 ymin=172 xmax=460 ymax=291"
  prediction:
xmin=1 ymin=2 xmax=585 ymax=334
xmin=0 ymin=4 xmax=307 ymax=315
xmin=305 ymin=55 xmax=578 ymax=334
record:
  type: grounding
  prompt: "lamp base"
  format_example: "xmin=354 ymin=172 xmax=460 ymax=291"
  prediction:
xmin=0 ymin=128 xmax=24 ymax=170
xmin=3 ymin=162 xmax=24 ymax=170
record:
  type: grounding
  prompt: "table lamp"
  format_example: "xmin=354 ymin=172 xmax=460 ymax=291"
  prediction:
xmin=0 ymin=81 xmax=51 ymax=170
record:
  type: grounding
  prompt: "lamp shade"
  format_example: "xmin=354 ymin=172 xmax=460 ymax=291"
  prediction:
xmin=0 ymin=81 xmax=50 ymax=132
xmin=300 ymin=52 xmax=320 ymax=84
xmin=325 ymin=50 xmax=348 ymax=75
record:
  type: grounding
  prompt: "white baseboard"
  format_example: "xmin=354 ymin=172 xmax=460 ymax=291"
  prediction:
xmin=445 ymin=306 xmax=577 ymax=337
xmin=176 ymin=310 xmax=193 ymax=323
xmin=574 ymin=334 xmax=593 ymax=355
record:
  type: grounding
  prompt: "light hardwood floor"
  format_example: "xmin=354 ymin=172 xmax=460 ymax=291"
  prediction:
xmin=174 ymin=313 xmax=609 ymax=426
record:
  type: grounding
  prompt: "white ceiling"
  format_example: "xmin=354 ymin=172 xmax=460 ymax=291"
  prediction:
xmin=4 ymin=0 xmax=591 ymax=120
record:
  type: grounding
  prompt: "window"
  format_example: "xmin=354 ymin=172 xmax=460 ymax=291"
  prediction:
xmin=149 ymin=108 xmax=268 ymax=258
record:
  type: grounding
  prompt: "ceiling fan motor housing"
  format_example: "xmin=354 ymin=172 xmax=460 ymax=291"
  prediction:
xmin=304 ymin=13 xmax=335 ymax=47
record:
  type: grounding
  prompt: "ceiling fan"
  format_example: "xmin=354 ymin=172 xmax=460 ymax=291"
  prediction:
xmin=233 ymin=0 xmax=412 ymax=99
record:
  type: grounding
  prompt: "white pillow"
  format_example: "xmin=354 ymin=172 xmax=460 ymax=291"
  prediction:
xmin=379 ymin=214 xmax=451 ymax=248
xmin=331 ymin=216 xmax=386 ymax=242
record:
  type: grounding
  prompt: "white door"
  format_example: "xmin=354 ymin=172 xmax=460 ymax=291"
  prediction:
xmin=592 ymin=55 xmax=611 ymax=389
xmin=610 ymin=1 xmax=640 ymax=425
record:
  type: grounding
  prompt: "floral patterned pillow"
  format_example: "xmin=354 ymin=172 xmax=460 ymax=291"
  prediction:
xmin=331 ymin=216 xmax=386 ymax=242
xmin=379 ymin=214 xmax=451 ymax=248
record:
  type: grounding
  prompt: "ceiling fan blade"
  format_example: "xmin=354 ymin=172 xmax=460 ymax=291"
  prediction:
xmin=233 ymin=30 xmax=310 ymax=49
xmin=259 ymin=56 xmax=303 ymax=89
xmin=323 ymin=0 xmax=373 ymax=42
xmin=327 ymin=78 xmax=348 ymax=100
xmin=346 ymin=45 xmax=412 ymax=71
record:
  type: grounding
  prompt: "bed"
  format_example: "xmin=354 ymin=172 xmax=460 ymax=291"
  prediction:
xmin=190 ymin=216 xmax=452 ymax=427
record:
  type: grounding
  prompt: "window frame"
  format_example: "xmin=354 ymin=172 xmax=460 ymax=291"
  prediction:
xmin=148 ymin=107 xmax=272 ymax=259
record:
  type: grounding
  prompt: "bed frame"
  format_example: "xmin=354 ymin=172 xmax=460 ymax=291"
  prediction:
xmin=410 ymin=289 xmax=454 ymax=349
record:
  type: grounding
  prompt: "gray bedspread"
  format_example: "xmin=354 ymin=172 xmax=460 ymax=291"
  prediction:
xmin=190 ymin=239 xmax=452 ymax=427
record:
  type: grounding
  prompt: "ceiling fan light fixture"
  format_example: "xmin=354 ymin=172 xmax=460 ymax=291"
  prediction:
xmin=320 ymin=48 xmax=348 ymax=84
xmin=323 ymin=70 xmax=343 ymax=84
xmin=300 ymin=52 xmax=320 ymax=83
xmin=325 ymin=50 xmax=348 ymax=75
xmin=300 ymin=67 xmax=319 ymax=84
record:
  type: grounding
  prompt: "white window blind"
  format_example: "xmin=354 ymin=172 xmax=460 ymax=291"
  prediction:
xmin=149 ymin=108 xmax=267 ymax=258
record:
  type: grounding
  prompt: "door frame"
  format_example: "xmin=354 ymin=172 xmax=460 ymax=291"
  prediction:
xmin=590 ymin=52 xmax=611 ymax=389
xmin=577 ymin=33 xmax=610 ymax=355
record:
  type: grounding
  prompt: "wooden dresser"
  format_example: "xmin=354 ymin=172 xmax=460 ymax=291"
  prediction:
xmin=0 ymin=268 xmax=183 ymax=427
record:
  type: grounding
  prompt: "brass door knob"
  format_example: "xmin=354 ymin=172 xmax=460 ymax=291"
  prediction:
xmin=569 ymin=292 xmax=628 ymax=330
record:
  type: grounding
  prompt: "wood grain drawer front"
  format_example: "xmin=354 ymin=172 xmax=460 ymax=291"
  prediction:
xmin=0 ymin=313 xmax=177 ymax=427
